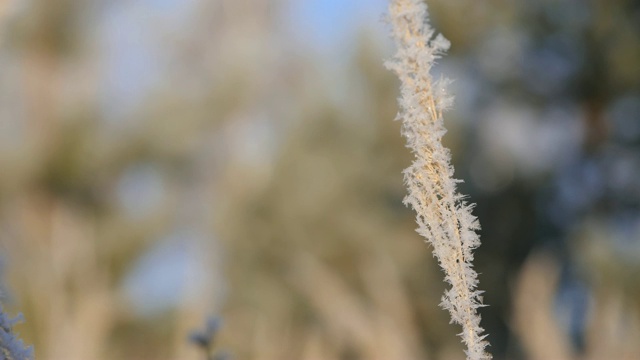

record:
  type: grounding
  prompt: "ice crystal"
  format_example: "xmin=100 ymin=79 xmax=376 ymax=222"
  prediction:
xmin=386 ymin=1 xmax=491 ymax=358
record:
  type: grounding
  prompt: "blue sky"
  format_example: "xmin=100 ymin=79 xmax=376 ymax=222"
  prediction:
xmin=287 ymin=0 xmax=389 ymax=51
xmin=100 ymin=0 xmax=390 ymax=122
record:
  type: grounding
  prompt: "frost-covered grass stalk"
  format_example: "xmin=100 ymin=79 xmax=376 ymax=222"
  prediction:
xmin=385 ymin=1 xmax=490 ymax=359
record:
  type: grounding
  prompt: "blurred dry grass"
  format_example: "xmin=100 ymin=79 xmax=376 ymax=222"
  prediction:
xmin=0 ymin=0 xmax=639 ymax=359
xmin=513 ymin=250 xmax=640 ymax=360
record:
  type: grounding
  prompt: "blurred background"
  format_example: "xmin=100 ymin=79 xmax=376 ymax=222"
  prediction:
xmin=0 ymin=0 xmax=639 ymax=359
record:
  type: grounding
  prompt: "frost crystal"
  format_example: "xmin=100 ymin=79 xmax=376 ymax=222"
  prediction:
xmin=0 ymin=305 xmax=33 ymax=360
xmin=385 ymin=1 xmax=491 ymax=359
